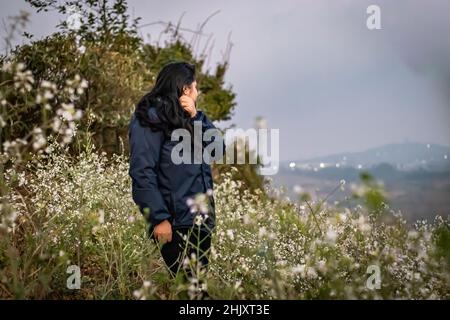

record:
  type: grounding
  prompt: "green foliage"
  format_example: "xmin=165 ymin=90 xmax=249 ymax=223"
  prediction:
xmin=25 ymin=0 xmax=142 ymax=43
xmin=6 ymin=0 xmax=236 ymax=157
xmin=353 ymin=171 xmax=388 ymax=217
xmin=2 ymin=0 xmax=255 ymax=193
xmin=213 ymin=143 xmax=266 ymax=194
xmin=435 ymin=223 xmax=450 ymax=267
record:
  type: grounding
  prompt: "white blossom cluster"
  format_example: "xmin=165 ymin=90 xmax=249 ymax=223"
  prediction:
xmin=2 ymin=146 xmax=449 ymax=299
xmin=1 ymin=61 xmax=86 ymax=161
xmin=209 ymin=167 xmax=449 ymax=299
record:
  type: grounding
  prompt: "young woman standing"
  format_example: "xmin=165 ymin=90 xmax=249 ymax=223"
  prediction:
xmin=128 ymin=61 xmax=224 ymax=297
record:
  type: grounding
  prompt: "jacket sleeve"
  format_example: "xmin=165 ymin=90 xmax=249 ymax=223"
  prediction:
xmin=128 ymin=121 xmax=172 ymax=226
xmin=191 ymin=110 xmax=226 ymax=161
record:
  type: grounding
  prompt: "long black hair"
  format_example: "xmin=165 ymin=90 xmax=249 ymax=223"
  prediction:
xmin=135 ymin=61 xmax=196 ymax=140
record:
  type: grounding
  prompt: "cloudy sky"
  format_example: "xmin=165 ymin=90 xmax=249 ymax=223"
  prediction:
xmin=1 ymin=0 xmax=449 ymax=161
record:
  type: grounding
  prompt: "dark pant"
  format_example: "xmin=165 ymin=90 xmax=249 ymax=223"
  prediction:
xmin=152 ymin=225 xmax=212 ymax=279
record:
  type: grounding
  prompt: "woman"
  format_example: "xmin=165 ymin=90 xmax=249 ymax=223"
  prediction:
xmin=128 ymin=61 xmax=224 ymax=295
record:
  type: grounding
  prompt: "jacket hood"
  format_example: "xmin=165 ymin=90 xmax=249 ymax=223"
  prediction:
xmin=147 ymin=106 xmax=162 ymax=124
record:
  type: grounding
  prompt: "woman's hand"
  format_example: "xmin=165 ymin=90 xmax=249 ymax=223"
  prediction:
xmin=154 ymin=219 xmax=172 ymax=244
xmin=179 ymin=95 xmax=197 ymax=118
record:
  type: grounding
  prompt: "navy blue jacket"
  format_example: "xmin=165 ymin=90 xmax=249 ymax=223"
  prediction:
xmin=128 ymin=106 xmax=225 ymax=235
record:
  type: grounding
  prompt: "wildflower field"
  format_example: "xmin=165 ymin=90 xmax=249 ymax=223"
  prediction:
xmin=1 ymin=138 xmax=449 ymax=299
xmin=0 ymin=0 xmax=449 ymax=300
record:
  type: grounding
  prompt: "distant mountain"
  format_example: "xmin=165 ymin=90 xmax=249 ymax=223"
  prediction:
xmin=285 ymin=142 xmax=450 ymax=171
xmin=273 ymin=163 xmax=450 ymax=223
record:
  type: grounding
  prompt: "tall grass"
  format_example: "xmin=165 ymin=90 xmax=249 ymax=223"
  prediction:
xmin=1 ymin=138 xmax=448 ymax=299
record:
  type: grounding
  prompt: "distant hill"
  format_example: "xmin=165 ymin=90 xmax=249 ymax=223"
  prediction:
xmin=273 ymin=163 xmax=450 ymax=223
xmin=285 ymin=142 xmax=450 ymax=171
xmin=275 ymin=142 xmax=450 ymax=222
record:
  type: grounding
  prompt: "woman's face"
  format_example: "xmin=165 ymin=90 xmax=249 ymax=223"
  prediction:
xmin=183 ymin=80 xmax=198 ymax=102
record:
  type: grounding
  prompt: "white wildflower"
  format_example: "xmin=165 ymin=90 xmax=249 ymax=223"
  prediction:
xmin=258 ymin=226 xmax=267 ymax=238
xmin=293 ymin=185 xmax=303 ymax=194
xmin=292 ymin=264 xmax=306 ymax=274
xmin=98 ymin=209 xmax=105 ymax=224
xmin=325 ymin=228 xmax=337 ymax=243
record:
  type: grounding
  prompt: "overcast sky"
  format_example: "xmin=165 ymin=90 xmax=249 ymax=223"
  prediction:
xmin=1 ymin=0 xmax=449 ymax=161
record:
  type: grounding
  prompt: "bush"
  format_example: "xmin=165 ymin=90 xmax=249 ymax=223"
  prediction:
xmin=6 ymin=0 xmax=237 ymax=157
